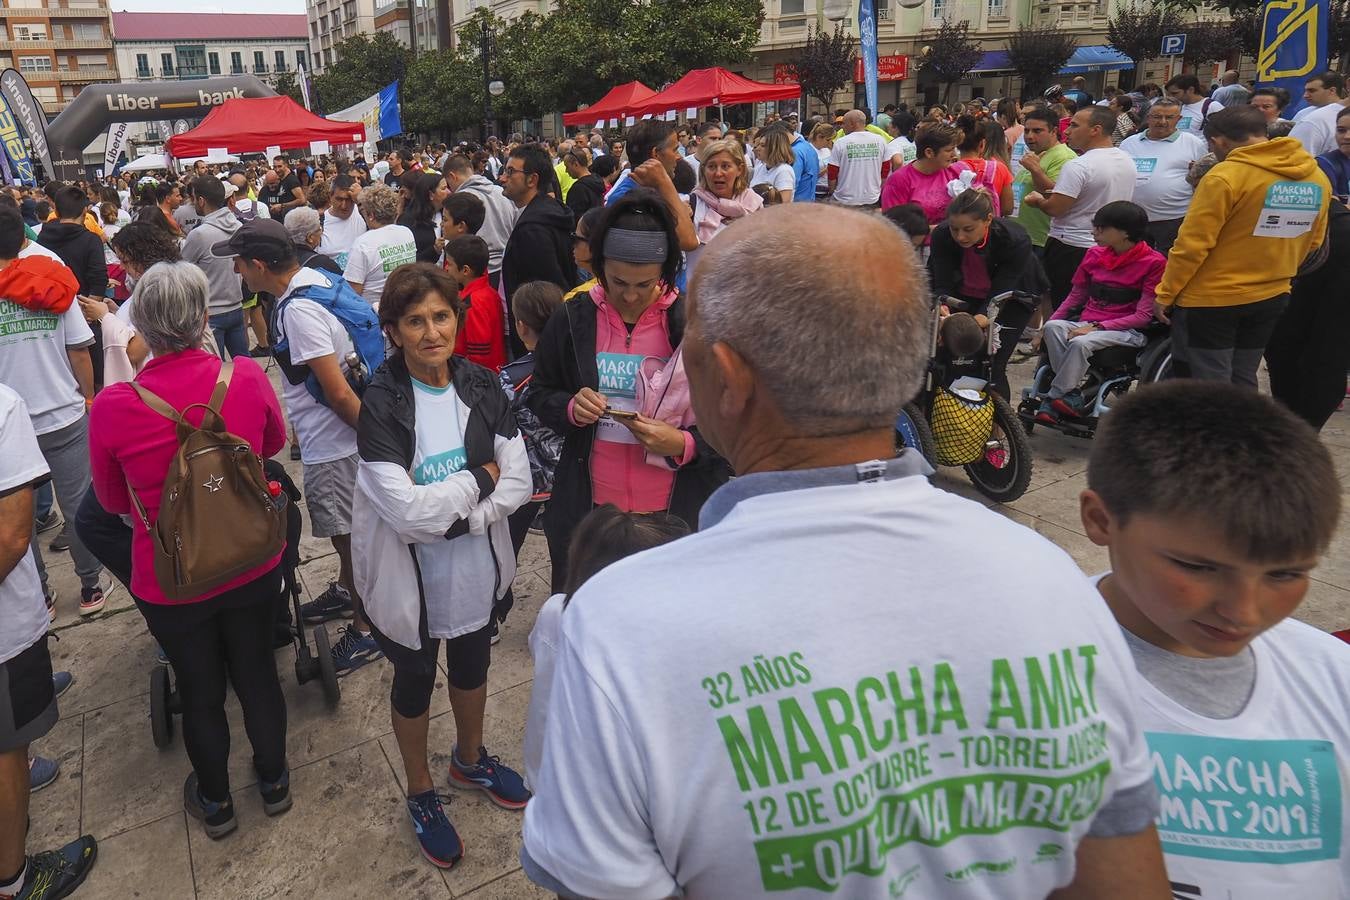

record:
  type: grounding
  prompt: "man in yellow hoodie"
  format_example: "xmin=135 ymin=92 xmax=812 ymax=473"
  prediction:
xmin=1154 ymin=105 xmax=1330 ymax=386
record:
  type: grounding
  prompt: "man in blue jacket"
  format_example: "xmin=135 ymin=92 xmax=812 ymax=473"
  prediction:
xmin=769 ymin=118 xmax=819 ymax=203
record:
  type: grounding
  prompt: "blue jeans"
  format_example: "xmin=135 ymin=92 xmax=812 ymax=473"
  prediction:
xmin=209 ymin=307 xmax=249 ymax=360
xmin=35 ymin=482 xmax=53 ymax=520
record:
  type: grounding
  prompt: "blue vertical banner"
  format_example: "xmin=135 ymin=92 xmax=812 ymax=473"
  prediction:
xmin=859 ymin=0 xmax=879 ymax=119
xmin=0 ymin=92 xmax=34 ymax=185
xmin=1256 ymin=0 xmax=1328 ymax=118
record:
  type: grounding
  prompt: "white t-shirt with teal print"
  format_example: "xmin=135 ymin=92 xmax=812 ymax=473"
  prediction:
xmin=409 ymin=377 xmax=494 ymax=639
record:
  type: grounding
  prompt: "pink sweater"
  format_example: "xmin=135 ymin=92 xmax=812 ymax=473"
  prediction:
xmin=89 ymin=350 xmax=287 ymax=605
xmin=1050 ymin=241 xmax=1166 ymax=332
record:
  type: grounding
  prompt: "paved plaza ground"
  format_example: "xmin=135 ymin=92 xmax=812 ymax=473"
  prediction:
xmin=28 ymin=360 xmax=1350 ymax=898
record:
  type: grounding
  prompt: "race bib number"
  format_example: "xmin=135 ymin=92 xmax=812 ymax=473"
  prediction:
xmin=1178 ymin=116 xmax=1193 ymax=132
xmin=1010 ymin=137 xmax=1026 ymax=168
xmin=1133 ymin=158 xmax=1157 ymax=181
xmin=1147 ymin=732 xmax=1341 ymax=897
xmin=1252 ymin=181 xmax=1323 ymax=238
xmin=596 ymin=351 xmax=644 ymax=445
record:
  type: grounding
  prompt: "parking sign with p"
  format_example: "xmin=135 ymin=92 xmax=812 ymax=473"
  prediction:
xmin=1161 ymin=33 xmax=1187 ymax=56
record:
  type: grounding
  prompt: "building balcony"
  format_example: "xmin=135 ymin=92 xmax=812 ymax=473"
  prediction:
xmin=39 ymin=67 xmax=117 ymax=80
xmin=0 ymin=37 xmax=105 ymax=49
xmin=0 ymin=6 xmax=110 ymax=17
xmin=134 ymin=65 xmax=212 ymax=80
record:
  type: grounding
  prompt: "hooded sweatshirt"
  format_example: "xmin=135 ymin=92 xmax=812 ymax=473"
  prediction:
xmin=1155 ymin=137 xmax=1332 ymax=309
xmin=455 ymin=175 xmax=518 ymax=274
xmin=182 ymin=205 xmax=244 ymax=316
xmin=1051 ymin=240 xmax=1166 ymax=331
xmin=0 ymin=254 xmax=78 ymax=314
xmin=500 ymin=193 xmax=576 ymax=303
xmin=36 ymin=221 xmax=107 ymax=298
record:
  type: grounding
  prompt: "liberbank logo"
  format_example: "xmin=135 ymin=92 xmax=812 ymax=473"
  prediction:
xmin=104 ymin=87 xmax=246 ymax=112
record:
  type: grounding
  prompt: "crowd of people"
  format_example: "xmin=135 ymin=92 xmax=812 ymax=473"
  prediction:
xmin=0 ymin=64 xmax=1347 ymax=900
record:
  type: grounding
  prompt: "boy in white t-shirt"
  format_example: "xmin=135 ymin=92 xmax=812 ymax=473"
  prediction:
xmin=1080 ymin=380 xmax=1348 ymax=899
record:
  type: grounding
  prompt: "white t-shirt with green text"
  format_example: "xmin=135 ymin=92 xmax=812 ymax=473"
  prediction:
xmin=829 ymin=131 xmax=888 ymax=206
xmin=344 ymin=223 xmax=416 ymax=309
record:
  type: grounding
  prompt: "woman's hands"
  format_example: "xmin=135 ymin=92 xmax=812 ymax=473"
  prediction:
xmin=77 ymin=295 xmax=114 ymax=324
xmin=572 ymin=387 xmax=608 ymax=425
xmin=621 ymin=414 xmax=686 ymax=458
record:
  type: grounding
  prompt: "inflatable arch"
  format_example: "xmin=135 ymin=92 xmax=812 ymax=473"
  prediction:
xmin=46 ymin=75 xmax=275 ymax=181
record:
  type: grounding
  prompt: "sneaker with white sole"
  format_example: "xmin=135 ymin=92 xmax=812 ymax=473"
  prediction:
xmin=330 ymin=624 xmax=383 ymax=676
xmin=405 ymin=790 xmax=463 ymax=869
xmin=448 ymin=746 xmax=530 ymax=810
xmin=78 ymin=584 xmax=105 ymax=616
xmin=34 ymin=510 xmax=61 ymax=534
xmin=299 ymin=582 xmax=353 ymax=624
xmin=28 ymin=756 xmax=59 ymax=793
xmin=52 ymin=672 xmax=74 ymax=698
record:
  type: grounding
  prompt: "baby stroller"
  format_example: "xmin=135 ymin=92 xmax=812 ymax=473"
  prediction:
xmin=149 ymin=459 xmax=340 ymax=748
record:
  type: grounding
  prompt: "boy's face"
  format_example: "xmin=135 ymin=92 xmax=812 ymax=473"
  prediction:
xmin=441 ymin=217 xmax=467 ymax=240
xmin=1081 ymin=498 xmax=1318 ymax=658
xmin=443 ymin=256 xmax=470 ymax=288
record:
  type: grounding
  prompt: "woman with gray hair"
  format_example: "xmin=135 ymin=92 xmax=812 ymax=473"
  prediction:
xmin=283 ymin=207 xmax=342 ymax=275
xmin=345 ymin=182 xmax=417 ymax=307
xmin=87 ymin=260 xmax=291 ymax=840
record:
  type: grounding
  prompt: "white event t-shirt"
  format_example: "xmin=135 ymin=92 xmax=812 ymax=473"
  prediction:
xmin=885 ymin=135 xmax=917 ymax=166
xmin=1048 ymin=146 xmax=1137 ymax=248
xmin=1178 ymin=98 xmax=1224 ymax=138
xmin=750 ymin=161 xmax=796 ymax=197
xmin=0 ymin=386 xmax=50 ymax=666
xmin=1119 ymin=610 xmax=1350 ymax=897
xmin=275 ymin=267 xmax=358 ymax=465
xmin=1119 ymin=130 xmax=1208 ymax=222
xmin=523 ymin=457 xmax=1158 ymax=899
xmin=318 ymin=210 xmax=368 ymax=273
xmin=829 ymin=130 xmax=888 ymax=206
xmin=1291 ymin=101 xmax=1345 ymax=158
xmin=344 ymin=223 xmax=416 ymax=309
xmin=0 ymin=242 xmax=94 ymax=435
xmin=525 ymin=591 xmax=566 ymax=790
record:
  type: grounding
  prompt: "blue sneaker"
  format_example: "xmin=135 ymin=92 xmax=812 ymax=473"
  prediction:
xmin=29 ymin=755 xmax=60 ymax=793
xmin=52 ymin=671 xmax=74 ymax=698
xmin=448 ymin=746 xmax=530 ymax=810
xmin=405 ymin=790 xmax=463 ymax=869
xmin=183 ymin=772 xmax=236 ymax=839
xmin=14 ymin=835 xmax=98 ymax=900
xmin=300 ymin=582 xmax=353 ymax=624
xmin=330 ymin=625 xmax=383 ymax=676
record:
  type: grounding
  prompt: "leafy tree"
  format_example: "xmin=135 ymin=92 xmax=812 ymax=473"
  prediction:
xmin=1182 ymin=21 xmax=1235 ymax=68
xmin=1230 ymin=5 xmax=1262 ymax=59
xmin=311 ymin=32 xmax=410 ymax=113
xmin=921 ymin=20 xmax=983 ymax=103
xmin=787 ymin=24 xmax=856 ymax=113
xmin=272 ymin=71 xmax=304 ymax=106
xmin=1330 ymin=0 xmax=1350 ymax=71
xmin=1006 ymin=24 xmax=1078 ymax=99
xmin=1107 ymin=2 xmax=1184 ymax=72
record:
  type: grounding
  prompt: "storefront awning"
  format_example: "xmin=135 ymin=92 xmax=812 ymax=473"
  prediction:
xmin=1060 ymin=45 xmax=1135 ymax=73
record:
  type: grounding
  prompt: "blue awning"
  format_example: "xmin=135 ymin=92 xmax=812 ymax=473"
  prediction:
xmin=1060 ymin=45 xmax=1135 ymax=73
xmin=972 ymin=51 xmax=1013 ymax=73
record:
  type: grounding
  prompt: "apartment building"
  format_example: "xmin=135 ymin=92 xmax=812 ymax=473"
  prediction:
xmin=0 ymin=0 xmax=114 ymax=115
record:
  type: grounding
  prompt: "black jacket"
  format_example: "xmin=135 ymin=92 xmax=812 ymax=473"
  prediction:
xmin=927 ymin=217 xmax=1047 ymax=311
xmin=38 ymin=221 xmax=108 ymax=297
xmin=358 ymin=352 xmax=519 ymax=538
xmin=524 ymin=293 xmax=731 ymax=540
xmin=565 ymin=174 xmax=606 ymax=221
xmin=398 ymin=214 xmax=440 ymax=265
xmin=295 ymin=243 xmax=343 ymax=275
xmin=500 ymin=193 xmax=576 ymax=302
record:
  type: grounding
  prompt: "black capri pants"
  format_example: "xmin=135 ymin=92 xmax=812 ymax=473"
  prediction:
xmin=368 ymin=603 xmax=493 ymax=719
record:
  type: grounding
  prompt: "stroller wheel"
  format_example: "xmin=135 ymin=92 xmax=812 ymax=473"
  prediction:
xmin=314 ymin=626 xmax=341 ymax=709
xmin=150 ymin=665 xmax=174 ymax=749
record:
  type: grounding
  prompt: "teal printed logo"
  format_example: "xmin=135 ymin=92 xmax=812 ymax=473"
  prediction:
xmin=1264 ymin=180 xmax=1324 ymax=210
xmin=1178 ymin=116 xmax=1193 ymax=131
xmin=335 ymin=251 xmax=350 ymax=271
xmin=1134 ymin=158 xmax=1158 ymax=174
xmin=596 ymin=351 xmax=643 ymax=399
xmin=1146 ymin=732 xmax=1341 ymax=865
xmin=415 ymin=447 xmax=467 ymax=484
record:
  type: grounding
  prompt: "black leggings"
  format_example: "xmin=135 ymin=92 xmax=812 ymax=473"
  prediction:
xmin=369 ymin=614 xmax=493 ymax=719
xmin=989 ymin=297 xmax=1034 ymax=401
xmin=137 ymin=566 xmax=287 ymax=803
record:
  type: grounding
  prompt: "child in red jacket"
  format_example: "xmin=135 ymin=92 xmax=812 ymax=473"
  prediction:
xmin=444 ymin=234 xmax=506 ymax=372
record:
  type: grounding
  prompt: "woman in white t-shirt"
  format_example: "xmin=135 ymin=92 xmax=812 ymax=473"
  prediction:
xmin=344 ymin=183 xmax=417 ymax=309
xmin=749 ymin=128 xmax=796 ymax=203
xmin=809 ymin=122 xmax=835 ymax=199
xmin=353 ymin=262 xmax=532 ymax=869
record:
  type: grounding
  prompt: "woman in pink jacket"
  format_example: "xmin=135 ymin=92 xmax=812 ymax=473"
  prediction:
xmin=87 ymin=261 xmax=290 ymax=841
xmin=1035 ymin=201 xmax=1166 ymax=423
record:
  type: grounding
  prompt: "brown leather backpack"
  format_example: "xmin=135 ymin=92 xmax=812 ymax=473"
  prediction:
xmin=128 ymin=360 xmax=287 ymax=601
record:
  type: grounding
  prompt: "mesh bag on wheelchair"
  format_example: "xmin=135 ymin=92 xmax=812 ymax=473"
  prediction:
xmin=930 ymin=386 xmax=995 ymax=466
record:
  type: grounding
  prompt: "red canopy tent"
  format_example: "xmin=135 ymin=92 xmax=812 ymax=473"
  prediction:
xmin=561 ymin=81 xmax=657 ymax=127
xmin=166 ymin=96 xmax=366 ymax=158
xmin=629 ymin=67 xmax=799 ymax=118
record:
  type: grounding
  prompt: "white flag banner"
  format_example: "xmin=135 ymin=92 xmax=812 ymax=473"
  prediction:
xmin=103 ymin=121 xmax=129 ymax=174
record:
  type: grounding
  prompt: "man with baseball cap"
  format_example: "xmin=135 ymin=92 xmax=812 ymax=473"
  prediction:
xmin=211 ymin=219 xmax=384 ymax=675
xmin=182 ymin=176 xmax=246 ymax=358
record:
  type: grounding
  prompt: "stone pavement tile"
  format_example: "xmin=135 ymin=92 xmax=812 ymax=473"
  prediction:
xmin=1321 ymin=416 xmax=1350 ymax=450
xmin=996 ymin=509 xmax=1108 ymax=574
xmin=1313 ymin=508 xmax=1350 ymax=592
xmin=81 ymin=694 xmax=194 ymax=838
xmin=483 ymin=572 xmax=551 ymax=697
xmin=1295 ymin=578 xmax=1350 ymax=633
xmin=461 ymin=868 xmax=551 ymax=899
xmin=27 ymin=714 xmax=83 ymax=852
xmin=50 ymin=609 xmax=158 ymax=716
xmin=79 ymin=812 xmax=195 ymax=899
xmin=1021 ymin=429 xmax=1091 ymax=486
xmin=377 ymin=682 xmax=531 ymax=897
xmin=1005 ymin=472 xmax=1089 ymax=535
xmin=296 ymin=553 xmax=342 ymax=604
xmin=188 ymin=742 xmax=452 ymax=900
xmin=515 ymin=532 xmax=552 ymax=576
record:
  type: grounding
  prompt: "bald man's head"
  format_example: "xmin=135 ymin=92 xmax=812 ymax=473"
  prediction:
xmin=1222 ymin=70 xmax=1239 ymax=85
xmin=686 ymin=205 xmax=930 ymax=452
xmin=842 ymin=109 xmax=867 ymax=133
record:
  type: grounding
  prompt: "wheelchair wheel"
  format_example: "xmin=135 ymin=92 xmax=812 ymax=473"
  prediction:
xmin=964 ymin=393 xmax=1034 ymax=503
xmin=1138 ymin=336 xmax=1173 ymax=384
xmin=150 ymin=666 xmax=173 ymax=749
xmin=314 ymin=625 xmax=340 ymax=710
xmin=894 ymin=402 xmax=936 ymax=465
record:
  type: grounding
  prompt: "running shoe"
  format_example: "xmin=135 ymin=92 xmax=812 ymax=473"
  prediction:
xmin=48 ymin=532 xmax=69 ymax=553
xmin=299 ymin=582 xmax=352 ymax=624
xmin=248 ymin=345 xmax=272 ymax=358
xmin=51 ymin=672 xmax=73 ymax=699
xmin=28 ymin=756 xmax=59 ymax=793
xmin=258 ymin=767 xmax=293 ymax=817
xmin=1033 ymin=399 xmax=1059 ymax=425
xmin=44 ymin=588 xmax=55 ymax=623
xmin=405 ymin=790 xmax=463 ymax=869
xmin=34 ymin=511 xmax=61 ymax=534
xmin=78 ymin=584 xmax=105 ymax=616
xmin=183 ymin=772 xmax=236 ymax=839
xmin=488 ymin=620 xmax=501 ymax=646
xmin=12 ymin=835 xmax=98 ymax=900
xmin=448 ymin=747 xmax=530 ymax=810
xmin=330 ymin=625 xmax=383 ymax=676
xmin=1051 ymin=390 xmax=1088 ymax=420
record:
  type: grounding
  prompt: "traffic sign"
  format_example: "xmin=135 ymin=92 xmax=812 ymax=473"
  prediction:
xmin=1161 ymin=33 xmax=1186 ymax=56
